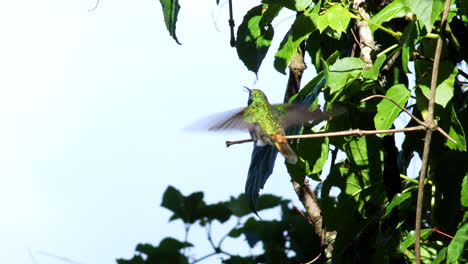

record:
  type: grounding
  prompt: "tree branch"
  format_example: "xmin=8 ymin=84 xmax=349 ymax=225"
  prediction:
xmin=226 ymin=126 xmax=426 ymax=147
xmin=414 ymin=0 xmax=452 ymax=263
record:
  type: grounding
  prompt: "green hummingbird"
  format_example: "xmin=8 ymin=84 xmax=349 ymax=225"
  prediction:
xmin=208 ymin=87 xmax=331 ymax=163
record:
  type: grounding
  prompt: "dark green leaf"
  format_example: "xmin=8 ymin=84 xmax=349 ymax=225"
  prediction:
xmin=447 ymin=221 xmax=468 ymax=263
xmin=222 ymin=255 xmax=256 ymax=264
xmin=159 ymin=0 xmax=181 ymax=44
xmin=462 ymin=175 xmax=468 ymax=207
xmin=446 ymin=105 xmax=467 ymax=151
xmin=161 ymin=186 xmax=205 ymax=223
xmin=399 ymin=229 xmax=433 ymax=253
xmin=374 ymin=84 xmax=411 ymax=131
xmin=382 ymin=192 xmax=411 ymax=219
xmin=236 ymin=4 xmax=282 ymax=74
xmin=400 ymin=21 xmax=420 ymax=73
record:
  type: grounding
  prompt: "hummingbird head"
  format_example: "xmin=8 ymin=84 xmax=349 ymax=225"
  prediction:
xmin=244 ymin=87 xmax=268 ymax=105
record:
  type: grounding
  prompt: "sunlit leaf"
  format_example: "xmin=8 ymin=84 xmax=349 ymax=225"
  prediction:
xmin=447 ymin=221 xmax=468 ymax=263
xmin=374 ymin=84 xmax=411 ymax=131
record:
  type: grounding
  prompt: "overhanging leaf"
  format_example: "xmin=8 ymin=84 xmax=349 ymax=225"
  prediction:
xmin=236 ymin=4 xmax=282 ymax=74
xmin=326 ymin=57 xmax=364 ymax=94
xmin=159 ymin=0 xmax=181 ymax=44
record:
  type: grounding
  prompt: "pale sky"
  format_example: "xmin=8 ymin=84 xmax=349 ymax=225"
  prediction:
xmin=0 ymin=1 xmax=314 ymax=263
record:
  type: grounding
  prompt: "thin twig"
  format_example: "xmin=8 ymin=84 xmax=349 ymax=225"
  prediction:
xmin=361 ymin=95 xmax=426 ymax=126
xmin=361 ymin=95 xmax=457 ymax=144
xmin=226 ymin=126 xmax=426 ymax=147
xmin=303 ymin=253 xmax=321 ymax=264
xmin=228 ymin=0 xmax=236 ymax=47
xmin=89 ymin=0 xmax=100 ymax=12
xmin=414 ymin=0 xmax=452 ymax=263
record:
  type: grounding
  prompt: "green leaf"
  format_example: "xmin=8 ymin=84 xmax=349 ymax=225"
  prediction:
xmin=447 ymin=221 xmax=468 ymax=263
xmin=159 ymin=0 xmax=181 ymax=44
xmin=382 ymin=192 xmax=412 ymax=219
xmin=363 ymin=54 xmax=386 ymax=80
xmin=400 ymin=21 xmax=420 ymax=73
xmin=374 ymin=84 xmax=411 ymax=131
xmin=430 ymin=247 xmax=447 ymax=264
xmin=370 ymin=0 xmax=444 ymax=33
xmin=446 ymin=105 xmax=467 ymax=151
xmin=399 ymin=229 xmax=434 ymax=253
xmin=200 ymin=202 xmax=232 ymax=223
xmin=325 ymin=5 xmax=351 ymax=33
xmin=226 ymin=194 xmax=252 ymax=217
xmin=274 ymin=12 xmax=317 ymax=74
xmin=418 ymin=64 xmax=456 ymax=109
xmin=298 ymin=130 xmax=329 ymax=179
xmin=403 ymin=0 xmax=444 ymax=33
xmin=370 ymin=0 xmax=411 ymax=32
xmin=316 ymin=5 xmax=350 ymax=33
xmin=236 ymin=4 xmax=282 ymax=74
xmin=462 ymin=175 xmax=468 ymax=207
xmin=326 ymin=57 xmax=364 ymax=94
xmin=263 ymin=0 xmax=314 ymax=12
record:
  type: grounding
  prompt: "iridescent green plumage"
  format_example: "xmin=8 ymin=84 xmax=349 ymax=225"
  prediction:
xmin=209 ymin=88 xmax=331 ymax=164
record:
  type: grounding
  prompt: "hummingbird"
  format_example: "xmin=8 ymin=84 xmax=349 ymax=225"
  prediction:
xmin=208 ymin=87 xmax=332 ymax=163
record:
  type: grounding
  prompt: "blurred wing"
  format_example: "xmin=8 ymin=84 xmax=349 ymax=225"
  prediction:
xmin=273 ymin=104 xmax=332 ymax=128
xmin=188 ymin=108 xmax=253 ymax=131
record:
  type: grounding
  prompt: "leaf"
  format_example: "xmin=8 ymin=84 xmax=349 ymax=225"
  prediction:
xmin=418 ymin=65 xmax=456 ymax=108
xmin=236 ymin=4 xmax=282 ymax=74
xmin=374 ymin=84 xmax=411 ymax=131
xmin=298 ymin=130 xmax=329 ymax=179
xmin=382 ymin=192 xmax=412 ymax=219
xmin=402 ymin=0 xmax=444 ymax=33
xmin=161 ymin=186 xmax=205 ymax=223
xmin=400 ymin=21 xmax=420 ymax=73
xmin=325 ymin=5 xmax=351 ymax=33
xmin=274 ymin=12 xmax=318 ymax=74
xmin=430 ymin=247 xmax=447 ymax=264
xmin=262 ymin=0 xmax=314 ymax=12
xmin=462 ymin=175 xmax=468 ymax=207
xmin=447 ymin=221 xmax=468 ymax=263
xmin=363 ymin=54 xmax=386 ymax=80
xmin=399 ymin=229 xmax=434 ymax=253
xmin=326 ymin=57 xmax=364 ymax=94
xmin=159 ymin=0 xmax=181 ymax=44
xmin=200 ymin=203 xmax=232 ymax=223
xmin=370 ymin=0 xmax=444 ymax=33
xmin=222 ymin=255 xmax=256 ymax=264
xmin=446 ymin=106 xmax=467 ymax=151
xmin=370 ymin=0 xmax=411 ymax=32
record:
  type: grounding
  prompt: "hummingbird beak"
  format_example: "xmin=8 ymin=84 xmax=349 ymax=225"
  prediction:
xmin=244 ymin=86 xmax=253 ymax=106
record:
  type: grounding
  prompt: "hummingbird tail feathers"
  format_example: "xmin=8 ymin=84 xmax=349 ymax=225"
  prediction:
xmin=272 ymin=134 xmax=298 ymax=164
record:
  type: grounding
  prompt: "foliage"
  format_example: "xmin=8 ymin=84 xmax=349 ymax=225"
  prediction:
xmin=117 ymin=186 xmax=322 ymax=264
xmin=124 ymin=0 xmax=468 ymax=263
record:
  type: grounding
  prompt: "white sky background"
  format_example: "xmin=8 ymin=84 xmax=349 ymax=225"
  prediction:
xmin=0 ymin=1 xmax=314 ymax=263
